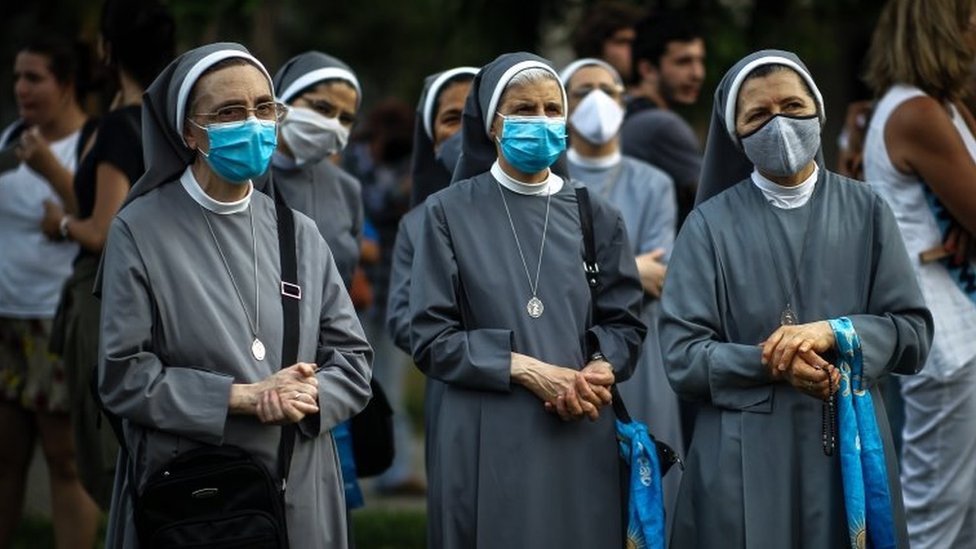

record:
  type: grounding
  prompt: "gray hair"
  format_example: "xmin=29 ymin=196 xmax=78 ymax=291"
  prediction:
xmin=505 ymin=67 xmax=561 ymax=91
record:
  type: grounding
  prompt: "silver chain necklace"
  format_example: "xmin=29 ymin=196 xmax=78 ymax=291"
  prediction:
xmin=200 ymin=203 xmax=265 ymax=360
xmin=495 ymin=180 xmax=552 ymax=318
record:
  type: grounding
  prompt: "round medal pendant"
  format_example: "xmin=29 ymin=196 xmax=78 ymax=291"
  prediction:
xmin=780 ymin=307 xmax=798 ymax=326
xmin=526 ymin=297 xmax=544 ymax=318
xmin=251 ymin=338 xmax=266 ymax=361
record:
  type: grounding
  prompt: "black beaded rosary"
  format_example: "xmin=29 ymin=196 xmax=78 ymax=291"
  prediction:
xmin=822 ymin=367 xmax=836 ymax=456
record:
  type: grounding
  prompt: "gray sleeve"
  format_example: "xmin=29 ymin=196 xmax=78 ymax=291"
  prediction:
xmin=309 ymin=234 xmax=373 ymax=436
xmin=586 ymin=206 xmax=648 ymax=382
xmin=642 ymin=169 xmax=677 ymax=257
xmin=409 ymin=197 xmax=513 ymax=392
xmin=386 ymin=214 xmax=415 ymax=353
xmin=849 ymin=195 xmax=933 ymax=384
xmin=659 ymin=212 xmax=774 ymax=412
xmin=98 ymin=218 xmax=234 ymax=445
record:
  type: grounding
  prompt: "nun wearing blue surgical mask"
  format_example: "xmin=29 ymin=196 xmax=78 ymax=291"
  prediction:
xmin=659 ymin=49 xmax=932 ymax=548
xmin=408 ymin=52 xmax=645 ymax=548
xmin=97 ymin=43 xmax=372 ymax=548
xmin=561 ymin=57 xmax=683 ymax=526
xmin=265 ymin=51 xmax=363 ymax=288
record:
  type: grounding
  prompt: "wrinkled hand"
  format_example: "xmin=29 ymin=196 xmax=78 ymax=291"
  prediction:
xmin=254 ymin=362 xmax=320 ymax=424
xmin=635 ymin=249 xmax=667 ymax=298
xmin=41 ymin=199 xmax=64 ymax=239
xmin=544 ymin=360 xmax=615 ymax=420
xmin=774 ymin=349 xmax=841 ymax=400
xmin=761 ymin=321 xmax=836 ymax=375
xmin=512 ymin=353 xmax=599 ymax=421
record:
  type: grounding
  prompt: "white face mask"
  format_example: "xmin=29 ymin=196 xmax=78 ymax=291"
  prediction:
xmin=279 ymin=106 xmax=350 ymax=166
xmin=569 ymin=89 xmax=625 ymax=146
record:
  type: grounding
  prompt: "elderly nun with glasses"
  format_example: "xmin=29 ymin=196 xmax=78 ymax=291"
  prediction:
xmin=408 ymin=51 xmax=646 ymax=548
xmin=97 ymin=43 xmax=372 ymax=548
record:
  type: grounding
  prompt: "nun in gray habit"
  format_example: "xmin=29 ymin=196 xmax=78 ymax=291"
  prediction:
xmin=409 ymin=52 xmax=646 ymax=548
xmin=659 ymin=49 xmax=932 ymax=548
xmin=97 ymin=43 xmax=371 ymax=548
xmin=264 ymin=51 xmax=364 ymax=288
xmin=386 ymin=67 xmax=476 ymax=476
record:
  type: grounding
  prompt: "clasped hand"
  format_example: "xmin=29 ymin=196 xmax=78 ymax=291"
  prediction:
xmin=512 ymin=353 xmax=614 ymax=421
xmin=253 ymin=362 xmax=320 ymax=425
xmin=761 ymin=321 xmax=840 ymax=400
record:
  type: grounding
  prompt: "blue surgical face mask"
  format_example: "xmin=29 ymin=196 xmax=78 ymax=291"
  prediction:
xmin=193 ymin=117 xmax=278 ymax=183
xmin=495 ymin=114 xmax=567 ymax=174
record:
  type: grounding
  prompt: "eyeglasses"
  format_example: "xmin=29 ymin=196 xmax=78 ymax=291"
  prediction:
xmin=296 ymin=96 xmax=357 ymax=126
xmin=192 ymin=101 xmax=288 ymax=124
xmin=569 ymin=85 xmax=624 ymax=100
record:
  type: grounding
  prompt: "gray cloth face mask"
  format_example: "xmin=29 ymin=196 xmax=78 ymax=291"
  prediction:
xmin=740 ymin=114 xmax=820 ymax=177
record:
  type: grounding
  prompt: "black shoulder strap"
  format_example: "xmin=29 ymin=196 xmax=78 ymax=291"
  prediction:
xmin=273 ymin=187 xmax=300 ymax=490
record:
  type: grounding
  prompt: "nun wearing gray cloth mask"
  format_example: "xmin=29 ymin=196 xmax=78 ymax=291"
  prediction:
xmin=408 ymin=51 xmax=646 ymax=548
xmin=96 ymin=43 xmax=372 ymax=548
xmin=659 ymin=49 xmax=932 ymax=548
xmin=260 ymin=51 xmax=364 ymax=289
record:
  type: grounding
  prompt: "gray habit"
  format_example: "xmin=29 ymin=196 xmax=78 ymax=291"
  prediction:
xmin=270 ymin=155 xmax=363 ymax=288
xmin=660 ymin=172 xmax=932 ymax=548
xmin=567 ymin=154 xmax=684 ymax=519
xmin=98 ymin=181 xmax=372 ymax=547
xmin=410 ymin=172 xmax=645 ymax=548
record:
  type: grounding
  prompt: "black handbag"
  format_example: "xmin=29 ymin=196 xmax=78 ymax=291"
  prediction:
xmin=97 ymin=190 xmax=304 ymax=548
xmin=349 ymin=377 xmax=395 ymax=477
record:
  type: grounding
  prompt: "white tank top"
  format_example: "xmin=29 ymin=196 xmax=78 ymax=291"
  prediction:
xmin=864 ymin=84 xmax=976 ymax=377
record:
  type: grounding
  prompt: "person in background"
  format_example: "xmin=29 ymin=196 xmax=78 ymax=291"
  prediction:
xmin=862 ymin=1 xmax=976 ymax=546
xmin=560 ymin=56 xmax=682 ymax=526
xmin=621 ymin=11 xmax=705 ymax=228
xmin=660 ymin=49 xmax=931 ymax=548
xmin=386 ymin=66 xmax=477 ymax=477
xmin=570 ymin=1 xmax=646 ymax=86
xmin=267 ymin=50 xmax=364 ymax=289
xmin=409 ymin=51 xmax=645 ymax=548
xmin=38 ymin=0 xmax=175 ymax=510
xmin=0 ymin=34 xmax=100 ymax=548
xmin=97 ymin=43 xmax=371 ymax=548
xmin=348 ymin=97 xmax=426 ymax=495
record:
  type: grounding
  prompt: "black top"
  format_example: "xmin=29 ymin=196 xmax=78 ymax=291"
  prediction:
xmin=74 ymin=105 xmax=143 ymax=256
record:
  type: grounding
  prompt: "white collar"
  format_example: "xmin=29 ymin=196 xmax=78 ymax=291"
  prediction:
xmin=567 ymin=148 xmax=621 ymax=168
xmin=180 ymin=166 xmax=253 ymax=215
xmin=750 ymin=164 xmax=818 ymax=210
xmin=490 ymin=160 xmax=564 ymax=195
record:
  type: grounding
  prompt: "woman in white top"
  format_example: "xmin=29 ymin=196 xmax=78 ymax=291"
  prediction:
xmin=0 ymin=36 xmax=100 ymax=548
xmin=863 ymin=1 xmax=976 ymax=547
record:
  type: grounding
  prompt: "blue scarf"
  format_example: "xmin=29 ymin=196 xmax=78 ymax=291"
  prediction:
xmin=925 ymin=190 xmax=976 ymax=303
xmin=616 ymin=419 xmax=666 ymax=549
xmin=333 ymin=421 xmax=364 ymax=509
xmin=830 ymin=317 xmax=896 ymax=549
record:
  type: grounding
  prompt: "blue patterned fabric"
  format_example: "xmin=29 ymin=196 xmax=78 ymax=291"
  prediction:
xmin=333 ymin=421 xmax=364 ymax=509
xmin=616 ymin=419 xmax=665 ymax=549
xmin=830 ymin=317 xmax=896 ymax=549
xmin=925 ymin=190 xmax=976 ymax=303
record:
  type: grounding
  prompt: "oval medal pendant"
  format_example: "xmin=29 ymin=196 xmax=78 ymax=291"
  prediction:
xmin=251 ymin=338 xmax=266 ymax=361
xmin=780 ymin=306 xmax=797 ymax=326
xmin=526 ymin=297 xmax=544 ymax=318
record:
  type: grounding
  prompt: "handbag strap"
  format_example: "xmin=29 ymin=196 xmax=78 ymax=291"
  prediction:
xmin=574 ymin=186 xmax=631 ymax=423
xmin=273 ymin=188 xmax=299 ymax=490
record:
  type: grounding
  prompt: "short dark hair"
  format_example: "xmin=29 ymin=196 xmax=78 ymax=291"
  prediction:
xmin=100 ymin=0 xmax=176 ymax=90
xmin=571 ymin=1 xmax=646 ymax=59
xmin=743 ymin=64 xmax=817 ymax=105
xmin=631 ymin=11 xmax=703 ymax=79
xmin=20 ymin=34 xmax=93 ymax=105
